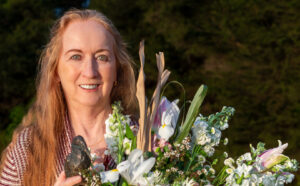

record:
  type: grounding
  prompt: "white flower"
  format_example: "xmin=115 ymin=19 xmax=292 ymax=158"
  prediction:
xmin=249 ymin=174 xmax=259 ymax=183
xmin=182 ymin=178 xmax=197 ymax=186
xmin=100 ymin=169 xmax=119 ymax=183
xmin=236 ymin=155 xmax=246 ymax=166
xmin=284 ymin=160 xmax=293 ymax=169
xmin=242 ymin=152 xmax=252 ymax=161
xmin=285 ymin=173 xmax=295 ymax=183
xmin=104 ymin=134 xmax=117 ymax=146
xmin=197 ymin=170 xmax=202 ymax=175
xmin=275 ymin=175 xmax=286 ymax=186
xmin=226 ymin=168 xmax=234 ymax=174
xmin=192 ymin=117 xmax=223 ymax=148
xmin=220 ymin=122 xmax=229 ymax=130
xmin=158 ymin=123 xmax=175 ymax=141
xmin=225 ymin=173 xmax=235 ymax=185
xmin=197 ymin=133 xmax=211 ymax=145
xmin=204 ymin=145 xmax=215 ymax=157
xmin=262 ymin=174 xmax=276 ymax=186
xmin=104 ymin=112 xmax=132 ymax=161
xmin=105 ymin=115 xmax=118 ymax=136
xmin=157 ymin=99 xmax=180 ymax=141
xmin=211 ymin=127 xmax=215 ymax=134
xmin=224 ymin=152 xmax=228 ymax=158
xmin=224 ymin=137 xmax=229 ymax=145
xmin=151 ymin=170 xmax=163 ymax=183
xmin=104 ymin=134 xmax=118 ymax=161
xmin=202 ymin=168 xmax=208 ymax=175
xmin=213 ymin=128 xmax=221 ymax=138
xmin=123 ymin=137 xmax=132 ymax=155
xmin=194 ymin=117 xmax=208 ymax=128
xmin=209 ymin=168 xmax=215 ymax=175
xmin=198 ymin=155 xmax=206 ymax=164
xmin=117 ymin=149 xmax=156 ymax=185
xmin=241 ymin=179 xmax=251 ymax=186
xmin=235 ymin=163 xmax=253 ymax=178
xmin=170 ymin=167 xmax=178 ymax=172
xmin=224 ymin=158 xmax=235 ymax=168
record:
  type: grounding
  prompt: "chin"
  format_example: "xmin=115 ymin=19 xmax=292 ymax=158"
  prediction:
xmin=78 ymin=97 xmax=109 ymax=107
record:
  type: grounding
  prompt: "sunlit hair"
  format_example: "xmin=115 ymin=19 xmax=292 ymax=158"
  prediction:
xmin=0 ymin=9 xmax=137 ymax=185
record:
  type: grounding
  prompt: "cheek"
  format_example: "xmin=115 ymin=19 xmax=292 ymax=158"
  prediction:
xmin=101 ymin=63 xmax=117 ymax=82
xmin=58 ymin=62 xmax=79 ymax=86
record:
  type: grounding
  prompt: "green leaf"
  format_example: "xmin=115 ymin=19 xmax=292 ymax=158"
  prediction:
xmin=175 ymin=85 xmax=208 ymax=144
xmin=212 ymin=159 xmax=218 ymax=165
xmin=237 ymin=173 xmax=244 ymax=184
xmin=131 ymin=136 xmax=137 ymax=150
xmin=101 ymin=182 xmax=114 ymax=186
xmin=125 ymin=123 xmax=135 ymax=139
xmin=164 ymin=145 xmax=170 ymax=152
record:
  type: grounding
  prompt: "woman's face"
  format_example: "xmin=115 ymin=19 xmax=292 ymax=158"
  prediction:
xmin=57 ymin=20 xmax=117 ymax=108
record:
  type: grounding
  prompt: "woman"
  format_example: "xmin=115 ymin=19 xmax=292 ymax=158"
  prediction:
xmin=0 ymin=9 xmax=137 ymax=186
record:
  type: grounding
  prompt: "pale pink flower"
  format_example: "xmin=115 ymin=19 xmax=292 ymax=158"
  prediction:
xmin=259 ymin=143 xmax=289 ymax=170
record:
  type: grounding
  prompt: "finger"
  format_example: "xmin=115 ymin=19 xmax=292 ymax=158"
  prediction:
xmin=54 ymin=171 xmax=66 ymax=186
xmin=64 ymin=175 xmax=82 ymax=186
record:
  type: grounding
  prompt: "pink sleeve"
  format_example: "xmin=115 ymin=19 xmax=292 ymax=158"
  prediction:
xmin=0 ymin=150 xmax=21 ymax=186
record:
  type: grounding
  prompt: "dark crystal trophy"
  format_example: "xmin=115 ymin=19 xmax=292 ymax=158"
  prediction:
xmin=64 ymin=135 xmax=91 ymax=183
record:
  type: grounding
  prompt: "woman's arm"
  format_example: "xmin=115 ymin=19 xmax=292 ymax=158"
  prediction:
xmin=0 ymin=127 xmax=31 ymax=186
xmin=0 ymin=150 xmax=21 ymax=186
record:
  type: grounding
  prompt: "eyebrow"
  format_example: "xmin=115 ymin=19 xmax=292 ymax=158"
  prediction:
xmin=65 ymin=48 xmax=111 ymax=55
xmin=65 ymin=49 xmax=82 ymax=55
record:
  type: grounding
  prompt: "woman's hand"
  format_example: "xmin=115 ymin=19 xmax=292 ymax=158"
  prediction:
xmin=54 ymin=171 xmax=82 ymax=186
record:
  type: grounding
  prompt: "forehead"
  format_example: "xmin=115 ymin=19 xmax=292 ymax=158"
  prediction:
xmin=61 ymin=19 xmax=115 ymax=52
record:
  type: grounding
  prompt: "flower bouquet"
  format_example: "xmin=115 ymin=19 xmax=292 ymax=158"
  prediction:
xmin=215 ymin=141 xmax=298 ymax=186
xmin=66 ymin=41 xmax=299 ymax=185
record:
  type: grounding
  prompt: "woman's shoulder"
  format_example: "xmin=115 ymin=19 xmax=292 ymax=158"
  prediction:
xmin=0 ymin=147 xmax=20 ymax=185
xmin=8 ymin=126 xmax=32 ymax=159
xmin=0 ymin=127 xmax=32 ymax=185
xmin=10 ymin=127 xmax=32 ymax=155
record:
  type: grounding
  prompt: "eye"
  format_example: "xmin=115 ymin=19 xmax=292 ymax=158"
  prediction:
xmin=70 ymin=54 xmax=81 ymax=61
xmin=96 ymin=55 xmax=109 ymax=62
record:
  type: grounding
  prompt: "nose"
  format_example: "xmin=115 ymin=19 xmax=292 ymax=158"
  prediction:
xmin=81 ymin=56 xmax=99 ymax=78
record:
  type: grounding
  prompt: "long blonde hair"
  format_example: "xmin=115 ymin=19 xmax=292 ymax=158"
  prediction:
xmin=0 ymin=9 xmax=137 ymax=185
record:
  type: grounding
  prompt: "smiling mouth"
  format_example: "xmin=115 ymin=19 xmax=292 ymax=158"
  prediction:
xmin=79 ymin=84 xmax=100 ymax=90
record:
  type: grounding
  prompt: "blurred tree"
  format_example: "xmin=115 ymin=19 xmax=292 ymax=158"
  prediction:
xmin=0 ymin=0 xmax=54 ymax=132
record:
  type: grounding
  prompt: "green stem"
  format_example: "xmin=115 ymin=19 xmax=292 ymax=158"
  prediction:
xmin=185 ymin=145 xmax=200 ymax=172
xmin=116 ymin=111 xmax=124 ymax=164
xmin=213 ymin=165 xmax=228 ymax=185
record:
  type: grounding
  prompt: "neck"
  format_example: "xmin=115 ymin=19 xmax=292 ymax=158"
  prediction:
xmin=67 ymin=101 xmax=112 ymax=146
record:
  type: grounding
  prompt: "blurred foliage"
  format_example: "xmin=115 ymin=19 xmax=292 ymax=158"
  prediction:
xmin=0 ymin=104 xmax=25 ymax=149
xmin=0 ymin=0 xmax=86 ymax=145
xmin=0 ymin=0 xmax=52 ymax=130
xmin=0 ymin=0 xmax=299 ymax=184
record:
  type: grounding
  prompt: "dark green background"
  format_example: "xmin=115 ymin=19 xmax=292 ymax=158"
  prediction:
xmin=0 ymin=0 xmax=299 ymax=184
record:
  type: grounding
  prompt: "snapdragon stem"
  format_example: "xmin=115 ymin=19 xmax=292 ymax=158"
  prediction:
xmin=185 ymin=145 xmax=201 ymax=172
xmin=213 ymin=165 xmax=227 ymax=185
xmin=116 ymin=111 xmax=124 ymax=164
